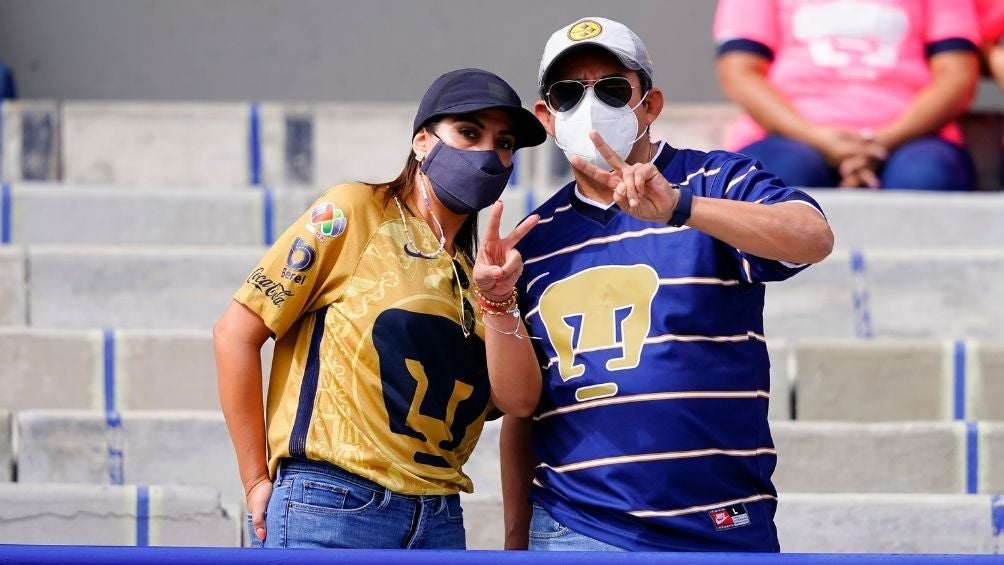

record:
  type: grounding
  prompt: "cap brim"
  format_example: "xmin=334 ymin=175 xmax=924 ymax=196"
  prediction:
xmin=539 ymin=42 xmax=643 ymax=88
xmin=419 ymin=102 xmax=546 ymax=150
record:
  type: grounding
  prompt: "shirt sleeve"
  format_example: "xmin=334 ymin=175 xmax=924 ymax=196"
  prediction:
xmin=232 ymin=185 xmax=367 ymax=338
xmin=713 ymin=0 xmax=779 ymax=56
xmin=699 ymin=153 xmax=826 ymax=283
xmin=977 ymin=0 xmax=1004 ymax=43
xmin=925 ymin=0 xmax=980 ymax=48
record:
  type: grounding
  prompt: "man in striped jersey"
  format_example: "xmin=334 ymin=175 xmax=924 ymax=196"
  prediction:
xmin=500 ymin=17 xmax=834 ymax=552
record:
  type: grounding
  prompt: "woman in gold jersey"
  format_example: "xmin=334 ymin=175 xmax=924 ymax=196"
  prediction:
xmin=214 ymin=68 xmax=546 ymax=549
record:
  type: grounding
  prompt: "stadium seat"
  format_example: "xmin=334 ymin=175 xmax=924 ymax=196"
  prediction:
xmin=0 ymin=101 xmax=60 ymax=182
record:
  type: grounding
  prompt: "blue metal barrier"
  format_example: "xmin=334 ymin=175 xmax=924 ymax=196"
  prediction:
xmin=0 ymin=546 xmax=1002 ymax=565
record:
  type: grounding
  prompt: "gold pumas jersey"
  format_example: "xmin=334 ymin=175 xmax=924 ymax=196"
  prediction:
xmin=234 ymin=183 xmax=490 ymax=495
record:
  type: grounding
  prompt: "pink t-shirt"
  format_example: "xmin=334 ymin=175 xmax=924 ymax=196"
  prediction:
xmin=713 ymin=0 xmax=980 ymax=149
xmin=975 ymin=0 xmax=1004 ymax=43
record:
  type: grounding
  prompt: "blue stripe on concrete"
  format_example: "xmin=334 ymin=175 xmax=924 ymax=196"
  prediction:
xmin=992 ymin=495 xmax=1003 ymax=537
xmin=510 ymin=152 xmax=520 ymax=187
xmin=262 ymin=187 xmax=274 ymax=246
xmin=103 ymin=329 xmax=116 ymax=413
xmin=104 ymin=329 xmax=124 ymax=485
xmin=966 ymin=422 xmax=978 ymax=495
xmin=524 ymin=186 xmax=536 ymax=217
xmin=136 ymin=486 xmax=150 ymax=547
xmin=954 ymin=340 xmax=966 ymax=421
xmin=850 ymin=250 xmax=873 ymax=339
xmin=249 ymin=102 xmax=262 ymax=187
xmin=1 ymin=182 xmax=10 ymax=244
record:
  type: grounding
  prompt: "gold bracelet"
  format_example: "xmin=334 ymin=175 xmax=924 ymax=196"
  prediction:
xmin=472 ymin=286 xmax=518 ymax=311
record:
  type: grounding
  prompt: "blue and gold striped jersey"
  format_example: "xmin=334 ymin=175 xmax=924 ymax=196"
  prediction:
xmin=515 ymin=143 xmax=824 ymax=551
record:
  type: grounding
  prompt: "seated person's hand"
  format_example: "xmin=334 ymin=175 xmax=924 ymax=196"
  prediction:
xmin=811 ymin=126 xmax=868 ymax=166
xmin=837 ymin=139 xmax=887 ymax=190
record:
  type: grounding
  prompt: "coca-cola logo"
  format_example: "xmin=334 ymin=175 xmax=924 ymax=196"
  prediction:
xmin=247 ymin=267 xmax=295 ymax=306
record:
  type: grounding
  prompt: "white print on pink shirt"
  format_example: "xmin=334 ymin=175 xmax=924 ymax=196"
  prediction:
xmin=793 ymin=1 xmax=907 ymax=72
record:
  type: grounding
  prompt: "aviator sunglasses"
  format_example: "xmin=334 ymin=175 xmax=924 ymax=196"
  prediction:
xmin=545 ymin=76 xmax=639 ymax=112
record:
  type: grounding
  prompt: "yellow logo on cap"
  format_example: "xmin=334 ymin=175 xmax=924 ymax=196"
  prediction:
xmin=568 ymin=20 xmax=602 ymax=41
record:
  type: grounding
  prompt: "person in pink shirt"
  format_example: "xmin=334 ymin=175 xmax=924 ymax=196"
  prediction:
xmin=976 ymin=0 xmax=1004 ymax=187
xmin=977 ymin=0 xmax=1004 ymax=88
xmin=714 ymin=0 xmax=980 ymax=191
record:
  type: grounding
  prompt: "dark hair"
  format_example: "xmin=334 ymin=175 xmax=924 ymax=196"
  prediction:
xmin=369 ymin=120 xmax=479 ymax=262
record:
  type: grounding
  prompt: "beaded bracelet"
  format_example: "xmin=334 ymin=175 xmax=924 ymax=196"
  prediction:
xmin=479 ymin=300 xmax=519 ymax=317
xmin=472 ymin=286 xmax=518 ymax=313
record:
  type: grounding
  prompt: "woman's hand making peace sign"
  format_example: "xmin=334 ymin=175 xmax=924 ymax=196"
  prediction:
xmin=472 ymin=201 xmax=539 ymax=301
xmin=569 ymin=130 xmax=682 ymax=224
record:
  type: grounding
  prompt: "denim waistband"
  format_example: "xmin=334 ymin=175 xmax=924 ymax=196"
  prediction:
xmin=276 ymin=458 xmax=459 ymax=501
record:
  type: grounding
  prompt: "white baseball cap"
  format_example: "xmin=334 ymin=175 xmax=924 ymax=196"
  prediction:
xmin=538 ymin=17 xmax=655 ymax=89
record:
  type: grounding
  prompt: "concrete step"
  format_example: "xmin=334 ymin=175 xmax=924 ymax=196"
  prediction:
xmin=0 ymin=247 xmax=26 ymax=326
xmin=4 ymin=183 xmax=281 ymax=247
xmin=765 ymin=248 xmax=1004 ymax=339
xmin=7 ymin=244 xmax=1002 ymax=335
xmin=463 ymin=492 xmax=1004 ymax=553
xmin=0 ymin=483 xmax=240 ymax=546
xmin=0 ymin=326 xmax=783 ymax=417
xmin=0 ymin=181 xmax=538 ymax=247
xmin=13 ymin=411 xmax=1004 ymax=551
xmin=5 ymin=182 xmax=1004 ymax=247
xmin=26 ymin=245 xmax=261 ymax=329
xmin=466 ymin=421 xmax=1001 ymax=501
xmin=461 ymin=421 xmax=1003 ymax=548
xmin=807 ymin=190 xmax=1004 ymax=249
xmin=794 ymin=340 xmax=1004 ymax=421
xmin=0 ymin=328 xmax=272 ymax=412
xmin=7 ymin=330 xmax=1003 ymax=423
xmin=0 ymin=410 xmax=9 ymax=482
xmin=775 ymin=493 xmax=1003 ymax=554
xmin=771 ymin=421 xmax=998 ymax=495
xmin=16 ymin=410 xmax=244 ymax=514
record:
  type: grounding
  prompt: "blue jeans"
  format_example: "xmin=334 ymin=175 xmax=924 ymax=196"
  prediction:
xmin=248 ymin=458 xmax=466 ymax=549
xmin=739 ymin=134 xmax=976 ymax=191
xmin=528 ymin=502 xmax=627 ymax=551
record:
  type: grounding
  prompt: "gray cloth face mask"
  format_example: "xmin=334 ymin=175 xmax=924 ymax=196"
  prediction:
xmin=419 ymin=139 xmax=513 ymax=215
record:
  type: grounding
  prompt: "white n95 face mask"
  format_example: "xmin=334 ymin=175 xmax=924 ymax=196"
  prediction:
xmin=552 ymin=88 xmax=648 ymax=171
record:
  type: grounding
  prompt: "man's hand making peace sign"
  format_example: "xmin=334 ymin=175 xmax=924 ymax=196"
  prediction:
xmin=569 ymin=130 xmax=682 ymax=225
xmin=567 ymin=129 xmax=833 ymax=265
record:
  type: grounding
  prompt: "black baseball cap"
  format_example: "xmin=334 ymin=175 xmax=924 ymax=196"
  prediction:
xmin=413 ymin=68 xmax=546 ymax=150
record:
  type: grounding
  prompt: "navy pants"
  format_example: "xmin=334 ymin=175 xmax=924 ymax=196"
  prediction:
xmin=739 ymin=134 xmax=975 ymax=191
